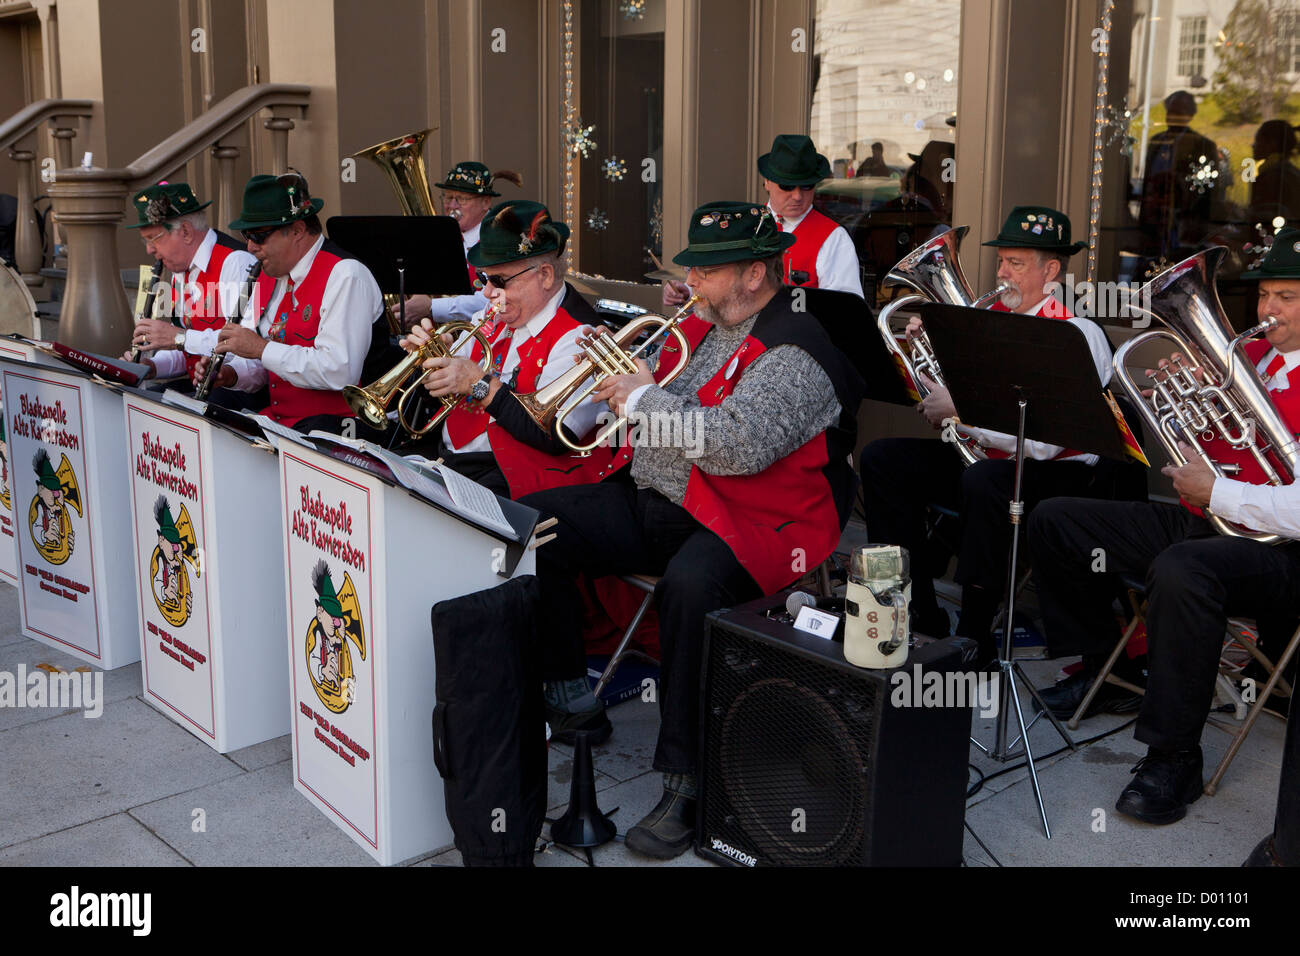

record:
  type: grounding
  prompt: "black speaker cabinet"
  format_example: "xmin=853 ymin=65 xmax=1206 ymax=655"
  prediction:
xmin=697 ymin=594 xmax=971 ymax=867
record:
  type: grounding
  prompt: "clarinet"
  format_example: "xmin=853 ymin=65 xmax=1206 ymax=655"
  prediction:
xmin=195 ymin=260 xmax=262 ymax=400
xmin=126 ymin=259 xmax=166 ymax=363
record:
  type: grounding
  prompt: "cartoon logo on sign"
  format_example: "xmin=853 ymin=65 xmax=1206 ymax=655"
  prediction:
xmin=305 ymin=559 xmax=366 ymax=714
xmin=27 ymin=447 xmax=81 ymax=565
xmin=0 ymin=416 xmax=10 ymax=511
xmin=149 ymin=495 xmax=201 ymax=627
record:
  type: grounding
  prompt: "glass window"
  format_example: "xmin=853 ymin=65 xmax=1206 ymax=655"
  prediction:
xmin=1100 ymin=0 xmax=1300 ymax=330
xmin=574 ymin=0 xmax=664 ymax=282
xmin=807 ymin=0 xmax=961 ymax=306
xmin=1178 ymin=16 xmax=1206 ymax=79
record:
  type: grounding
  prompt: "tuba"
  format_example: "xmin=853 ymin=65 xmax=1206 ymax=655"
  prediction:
xmin=517 ymin=295 xmax=699 ymax=455
xmin=875 ymin=227 xmax=1010 ymax=466
xmin=1112 ymin=246 xmax=1300 ymax=543
xmin=353 ymin=129 xmax=438 ymax=334
xmin=344 ymin=303 xmax=499 ymax=437
xmin=352 ymin=128 xmax=439 ymax=217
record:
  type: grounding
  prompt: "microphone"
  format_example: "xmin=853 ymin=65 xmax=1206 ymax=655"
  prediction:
xmin=785 ymin=590 xmax=845 ymax=618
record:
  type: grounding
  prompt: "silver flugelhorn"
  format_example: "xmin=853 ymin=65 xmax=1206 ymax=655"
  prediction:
xmin=1112 ymin=246 xmax=1299 ymax=543
xmin=875 ymin=227 xmax=1010 ymax=466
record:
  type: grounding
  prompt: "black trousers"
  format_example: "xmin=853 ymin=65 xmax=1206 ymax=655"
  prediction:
xmin=859 ymin=437 xmax=1100 ymax=629
xmin=521 ymin=476 xmax=762 ymax=774
xmin=1028 ymin=497 xmax=1300 ymax=750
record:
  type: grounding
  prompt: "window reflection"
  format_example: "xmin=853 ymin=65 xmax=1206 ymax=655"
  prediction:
xmin=808 ymin=0 xmax=960 ymax=305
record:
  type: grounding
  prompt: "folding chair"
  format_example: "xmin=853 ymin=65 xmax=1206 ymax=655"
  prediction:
xmin=590 ymin=574 xmax=660 ymax=699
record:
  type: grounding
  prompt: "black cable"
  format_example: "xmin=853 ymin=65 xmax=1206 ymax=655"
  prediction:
xmin=966 ymin=716 xmax=1137 ymax=798
xmin=963 ymin=820 xmax=1002 ymax=867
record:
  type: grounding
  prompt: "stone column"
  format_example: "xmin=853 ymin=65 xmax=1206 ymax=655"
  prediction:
xmin=7 ymin=142 xmax=43 ymax=284
xmin=48 ymin=169 xmax=132 ymax=353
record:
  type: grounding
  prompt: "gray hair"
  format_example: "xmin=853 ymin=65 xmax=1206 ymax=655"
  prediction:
xmin=165 ymin=210 xmax=209 ymax=234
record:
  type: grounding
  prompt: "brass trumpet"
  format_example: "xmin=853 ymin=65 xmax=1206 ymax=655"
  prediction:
xmin=344 ymin=303 xmax=499 ymax=437
xmin=517 ymin=295 xmax=700 ymax=454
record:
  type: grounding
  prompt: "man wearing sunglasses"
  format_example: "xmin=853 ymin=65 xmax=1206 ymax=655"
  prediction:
xmin=398 ymin=162 xmax=522 ymax=329
xmin=663 ymin=134 xmax=863 ymax=309
xmin=195 ymin=174 xmax=383 ymax=433
xmin=123 ymin=183 xmax=256 ymax=386
xmin=399 ymin=200 xmax=609 ymax=499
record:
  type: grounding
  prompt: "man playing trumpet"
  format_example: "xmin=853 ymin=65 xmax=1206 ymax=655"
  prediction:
xmin=399 ymin=199 xmax=609 ymax=497
xmin=1029 ymin=230 xmax=1300 ymax=825
xmin=859 ymin=206 xmax=1130 ymax=666
xmin=522 ymin=202 xmax=862 ymax=858
xmin=124 ymin=183 xmax=256 ymax=382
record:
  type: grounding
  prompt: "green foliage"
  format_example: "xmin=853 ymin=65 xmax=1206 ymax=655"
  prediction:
xmin=1211 ymin=0 xmax=1297 ymax=124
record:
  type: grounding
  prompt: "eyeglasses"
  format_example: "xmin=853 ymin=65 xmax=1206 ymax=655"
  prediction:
xmin=242 ymin=225 xmax=284 ymax=245
xmin=140 ymin=228 xmax=170 ymax=246
xmin=773 ymin=183 xmax=815 ymax=193
xmin=477 ymin=263 xmax=539 ymax=289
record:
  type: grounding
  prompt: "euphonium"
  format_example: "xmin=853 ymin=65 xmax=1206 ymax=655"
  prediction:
xmin=1113 ymin=246 xmax=1300 ymax=544
xmin=344 ymin=303 xmax=499 ymax=437
xmin=875 ymin=227 xmax=1010 ymax=466
xmin=516 ymin=295 xmax=700 ymax=455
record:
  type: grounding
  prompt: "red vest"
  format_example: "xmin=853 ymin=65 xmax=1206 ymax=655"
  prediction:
xmin=253 ymin=246 xmax=356 ymax=426
xmin=176 ymin=233 xmax=246 ymax=376
xmin=783 ymin=209 xmax=839 ymax=288
xmin=442 ymin=303 xmax=612 ymax=499
xmin=1182 ymin=338 xmax=1300 ymax=516
xmin=595 ymin=311 xmax=847 ymax=595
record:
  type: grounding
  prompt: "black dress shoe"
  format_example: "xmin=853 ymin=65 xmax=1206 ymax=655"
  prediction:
xmin=1115 ymin=747 xmax=1203 ymax=825
xmin=1033 ymin=669 xmax=1142 ymax=720
xmin=625 ymin=779 xmax=696 ymax=859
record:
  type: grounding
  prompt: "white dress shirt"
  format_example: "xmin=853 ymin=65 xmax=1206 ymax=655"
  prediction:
xmin=445 ymin=284 xmax=606 ymax=454
xmin=228 ymin=234 xmax=382 ymax=392
xmin=427 ymin=220 xmax=489 ymax=324
xmin=773 ymin=203 xmax=865 ymax=299
xmin=1208 ymin=344 xmax=1300 ymax=539
xmin=149 ymin=229 xmax=257 ymax=379
xmin=960 ymin=297 xmax=1114 ymax=464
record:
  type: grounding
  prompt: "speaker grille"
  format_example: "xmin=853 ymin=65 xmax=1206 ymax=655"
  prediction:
xmin=703 ymin=629 xmax=879 ymax=866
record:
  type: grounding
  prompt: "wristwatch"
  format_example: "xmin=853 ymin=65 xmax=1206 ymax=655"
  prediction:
xmin=469 ymin=374 xmax=492 ymax=403
xmin=174 ymin=332 xmax=186 ymax=346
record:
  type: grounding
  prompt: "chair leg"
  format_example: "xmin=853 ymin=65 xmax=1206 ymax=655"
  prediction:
xmin=591 ymin=592 xmax=655 ymax=700
xmin=1205 ymin=624 xmax=1300 ymax=796
xmin=1068 ymin=593 xmax=1145 ymax=731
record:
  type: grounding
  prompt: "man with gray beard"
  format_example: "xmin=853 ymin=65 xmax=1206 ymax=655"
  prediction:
xmin=859 ymin=206 xmax=1138 ymax=669
xmin=522 ymin=202 xmax=863 ymax=859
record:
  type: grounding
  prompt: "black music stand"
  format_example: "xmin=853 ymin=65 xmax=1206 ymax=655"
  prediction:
xmin=327 ymin=215 xmax=475 ymax=445
xmin=801 ymin=288 xmax=910 ymax=406
xmin=919 ymin=301 xmax=1132 ymax=840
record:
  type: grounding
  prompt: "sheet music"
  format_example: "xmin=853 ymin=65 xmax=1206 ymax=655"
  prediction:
xmin=246 ymin=413 xmax=316 ymax=449
xmin=433 ymin=461 xmax=515 ymax=537
xmin=160 ymin=389 xmax=209 ymax=415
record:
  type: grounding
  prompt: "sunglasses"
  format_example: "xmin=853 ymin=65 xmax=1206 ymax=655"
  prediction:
xmin=476 ymin=263 xmax=539 ymax=289
xmin=773 ymin=183 xmax=816 ymax=193
xmin=242 ymin=225 xmax=284 ymax=245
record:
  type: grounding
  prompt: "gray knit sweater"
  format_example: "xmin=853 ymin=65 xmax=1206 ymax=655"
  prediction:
xmin=629 ymin=313 xmax=842 ymax=505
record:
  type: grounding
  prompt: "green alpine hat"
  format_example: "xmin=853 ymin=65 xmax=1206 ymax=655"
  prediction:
xmin=228 ymin=173 xmax=324 ymax=232
xmin=153 ymin=495 xmax=180 ymax=545
xmin=1242 ymin=227 xmax=1300 ymax=280
xmin=757 ymin=134 xmax=831 ymax=187
xmin=313 ymin=559 xmax=343 ymax=618
xmin=982 ymin=205 xmax=1085 ymax=255
xmin=671 ymin=201 xmax=796 ymax=268
xmin=436 ymin=162 xmax=501 ymax=197
xmin=33 ymin=449 xmax=59 ymax=491
xmin=466 ymin=200 xmax=569 ymax=268
xmin=126 ymin=182 xmax=211 ymax=230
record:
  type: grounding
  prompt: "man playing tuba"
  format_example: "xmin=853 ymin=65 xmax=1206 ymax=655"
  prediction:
xmin=1029 ymin=229 xmax=1300 ymax=825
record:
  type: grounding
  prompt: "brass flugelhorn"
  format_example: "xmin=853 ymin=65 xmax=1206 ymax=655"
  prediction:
xmin=874 ymin=227 xmax=1009 ymax=466
xmin=127 ymin=259 xmax=167 ymax=363
xmin=195 ymin=260 xmax=262 ymax=401
xmin=1112 ymin=247 xmax=1299 ymax=543
xmin=344 ymin=302 xmax=500 ymax=437
xmin=517 ymin=294 xmax=700 ymax=455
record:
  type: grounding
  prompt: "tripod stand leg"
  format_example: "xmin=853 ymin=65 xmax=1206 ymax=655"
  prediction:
xmin=1015 ymin=662 xmax=1078 ymax=750
xmin=1004 ymin=661 xmax=1052 ymax=839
